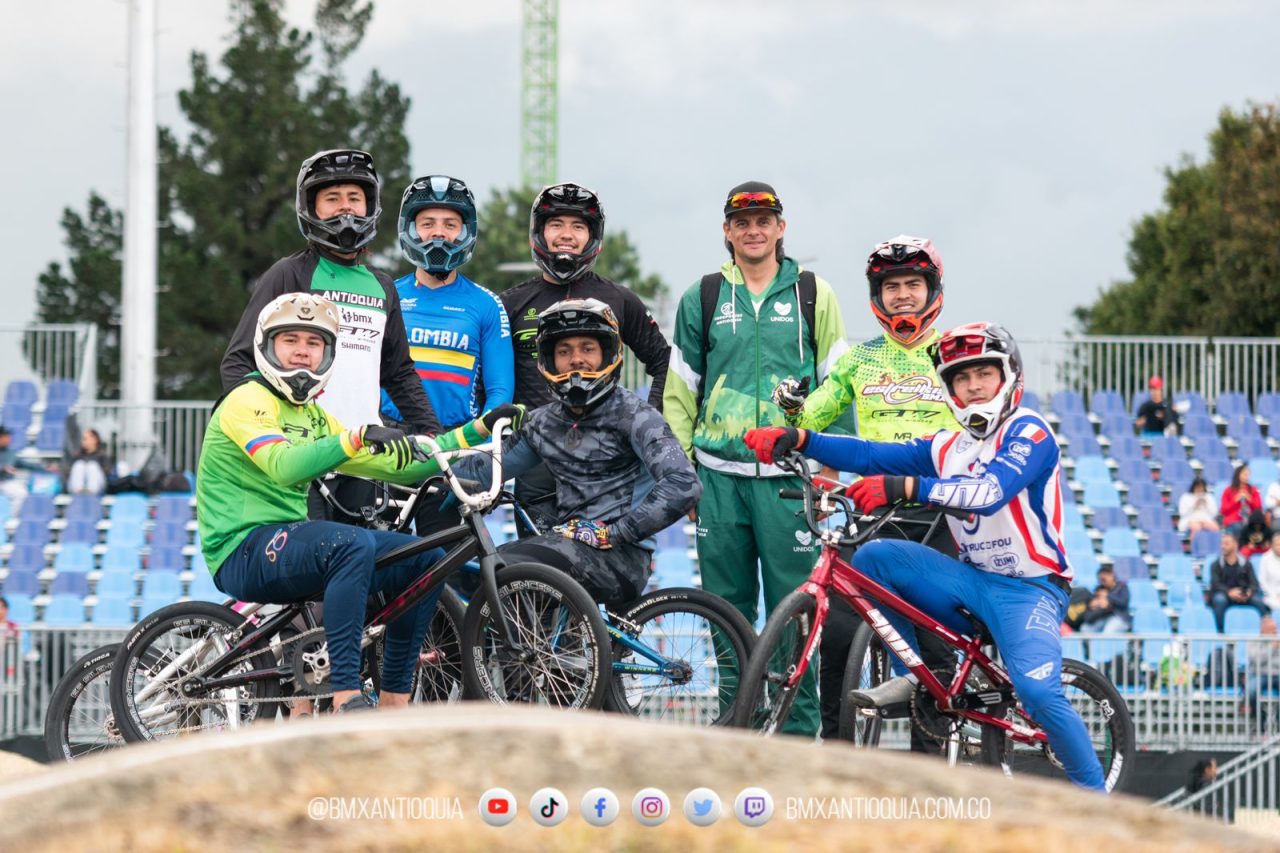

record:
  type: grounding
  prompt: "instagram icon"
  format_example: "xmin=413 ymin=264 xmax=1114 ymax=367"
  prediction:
xmin=631 ymin=788 xmax=670 ymax=826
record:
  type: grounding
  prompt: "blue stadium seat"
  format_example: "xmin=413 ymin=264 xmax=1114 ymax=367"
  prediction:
xmin=42 ymin=594 xmax=86 ymax=625
xmin=1223 ymin=607 xmax=1263 ymax=635
xmin=1156 ymin=554 xmax=1197 ymax=583
xmin=1102 ymin=527 xmax=1142 ymax=558
xmin=1256 ymin=393 xmax=1280 ymax=423
xmin=187 ymin=570 xmax=222 ymax=602
xmin=2 ymin=402 xmax=33 ymax=431
xmin=1051 ymin=391 xmax=1087 ymax=418
xmin=1062 ymin=528 xmax=1096 ymax=560
xmin=91 ymin=595 xmax=134 ymax=626
xmin=150 ymin=522 xmax=188 ymax=550
xmin=1200 ymin=457 xmax=1235 ymax=484
xmin=5 ymin=544 xmax=46 ymax=575
xmin=1089 ymin=390 xmax=1126 ymax=417
xmin=1149 ymin=435 xmax=1186 ymax=461
xmin=1246 ymin=458 xmax=1279 ymax=485
xmin=1128 ymin=580 xmax=1161 ymax=610
xmin=1110 ymin=556 xmax=1147 ymax=583
xmin=1226 ymin=415 xmax=1263 ymax=444
xmin=45 ymin=378 xmax=79 ymax=408
xmin=105 ymin=524 xmax=146 ymax=550
xmin=1109 ymin=435 xmax=1145 ymax=463
xmin=4 ymin=380 xmax=38 ymax=406
xmin=1073 ymin=551 xmax=1102 ymax=579
xmin=95 ymin=568 xmax=136 ymax=599
xmin=1062 ymin=504 xmax=1086 ymax=531
xmin=2 ymin=570 xmax=41 ymax=596
xmin=1082 ymin=482 xmax=1122 ymax=509
xmin=100 ymin=545 xmax=141 ymax=574
xmin=1022 ymin=390 xmax=1042 ymax=413
xmin=139 ymin=592 xmax=180 ymax=617
xmin=1236 ymin=436 xmax=1272 ymax=460
xmin=1131 ymin=606 xmax=1169 ymax=633
xmin=1182 ymin=415 xmax=1218 ymax=442
xmin=1090 ymin=506 xmax=1129 ymax=531
xmin=190 ymin=550 xmax=208 ymax=577
xmin=18 ymin=493 xmax=56 ymax=524
xmin=49 ymin=572 xmax=89 ymax=597
xmin=1115 ymin=458 xmax=1151 ymax=488
xmin=1190 ymin=529 xmax=1221 ymax=558
xmin=0 ymin=493 xmax=10 ymax=523
xmin=108 ymin=494 xmax=150 ymax=525
xmin=1126 ymin=481 xmax=1164 ymax=509
xmin=654 ymin=523 xmax=687 ymax=551
xmin=1157 ymin=459 xmax=1196 ymax=493
xmin=1144 ymin=529 xmax=1184 ymax=557
xmin=1060 ymin=484 xmax=1076 ymax=505
xmin=11 ymin=520 xmax=51 ymax=550
xmin=1193 ymin=435 xmax=1230 ymax=462
xmin=1175 ymin=392 xmax=1209 ymax=418
xmin=148 ymin=545 xmax=186 ymax=574
xmin=154 ymin=495 xmax=193 ymax=525
xmin=64 ymin=494 xmax=103 ymax=523
xmin=1165 ymin=582 xmax=1204 ymax=612
xmin=4 ymin=593 xmax=34 ymax=624
xmin=1215 ymin=391 xmax=1251 ymax=419
xmin=53 ymin=543 xmax=95 ymax=574
xmin=42 ymin=403 xmax=69 ymax=428
xmin=34 ymin=422 xmax=64 ymax=453
xmin=59 ymin=520 xmax=99 ymax=546
xmin=142 ymin=570 xmax=183 ymax=600
xmin=652 ymin=548 xmax=696 ymax=588
xmin=1072 ymin=455 xmax=1112 ymax=485
xmin=1177 ymin=605 xmax=1217 ymax=634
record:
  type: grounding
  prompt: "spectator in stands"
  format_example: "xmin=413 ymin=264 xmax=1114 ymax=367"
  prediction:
xmin=65 ymin=428 xmax=112 ymax=495
xmin=0 ymin=426 xmax=35 ymax=514
xmin=1221 ymin=463 xmax=1262 ymax=538
xmin=1240 ymin=509 xmax=1273 ymax=560
xmin=1079 ymin=566 xmax=1132 ymax=634
xmin=1177 ymin=476 xmax=1220 ymax=535
xmin=1258 ymin=533 xmax=1280 ymax=615
xmin=1246 ymin=615 xmax=1280 ymax=731
xmin=1134 ymin=375 xmax=1173 ymax=436
xmin=0 ymin=596 xmax=17 ymax=640
xmin=1207 ymin=531 xmax=1270 ymax=632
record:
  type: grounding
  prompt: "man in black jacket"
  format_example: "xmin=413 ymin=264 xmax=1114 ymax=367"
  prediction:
xmin=1208 ymin=530 xmax=1270 ymax=632
xmin=500 ymin=183 xmax=670 ymax=531
xmin=219 ymin=149 xmax=441 ymax=522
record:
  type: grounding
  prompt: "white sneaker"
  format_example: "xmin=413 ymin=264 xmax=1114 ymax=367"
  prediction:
xmin=847 ymin=675 xmax=915 ymax=709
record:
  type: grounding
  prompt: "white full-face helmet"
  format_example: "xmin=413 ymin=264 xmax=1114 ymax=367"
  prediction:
xmin=252 ymin=293 xmax=340 ymax=404
xmin=928 ymin=321 xmax=1024 ymax=440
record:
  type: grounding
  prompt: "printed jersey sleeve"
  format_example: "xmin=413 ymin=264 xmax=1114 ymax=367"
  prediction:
xmin=478 ymin=286 xmax=515 ymax=410
xmin=611 ymin=403 xmax=703 ymax=545
xmin=620 ymin=286 xmax=671 ymax=411
xmin=218 ymin=383 xmax=349 ymax=488
xmin=794 ymin=345 xmax=859 ymax=431
xmin=662 ymin=283 xmax=705 ymax=458
xmin=334 ymin=410 xmax=487 ymax=486
xmin=802 ymin=431 xmax=937 ymax=478
xmin=917 ymin=416 xmax=1059 ymax=516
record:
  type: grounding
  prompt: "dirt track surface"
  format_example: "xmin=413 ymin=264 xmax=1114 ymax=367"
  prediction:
xmin=0 ymin=703 xmax=1265 ymax=852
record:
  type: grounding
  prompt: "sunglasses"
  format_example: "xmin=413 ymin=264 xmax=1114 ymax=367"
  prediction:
xmin=727 ymin=191 xmax=780 ymax=210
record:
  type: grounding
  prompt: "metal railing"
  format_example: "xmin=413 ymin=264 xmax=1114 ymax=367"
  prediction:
xmin=0 ymin=324 xmax=99 ymax=404
xmin=1154 ymin=735 xmax=1280 ymax=824
xmin=1 ymin=627 xmax=129 ymax=741
xmin=74 ymin=401 xmax=211 ymax=475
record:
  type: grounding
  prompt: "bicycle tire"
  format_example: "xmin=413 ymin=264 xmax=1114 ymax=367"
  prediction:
xmin=410 ymin=585 xmax=466 ymax=703
xmin=730 ymin=590 xmax=818 ymax=734
xmin=836 ymin=620 xmax=893 ymax=746
xmin=459 ymin=562 xmax=610 ymax=710
xmin=979 ymin=657 xmax=1135 ymax=793
xmin=603 ymin=586 xmax=756 ymax=726
xmin=45 ymin=643 xmax=125 ymax=761
xmin=110 ymin=601 xmax=282 ymax=743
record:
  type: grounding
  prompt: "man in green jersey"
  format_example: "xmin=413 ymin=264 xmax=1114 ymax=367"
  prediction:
xmin=199 ymin=292 xmax=519 ymax=713
xmin=774 ymin=235 xmax=959 ymax=745
xmin=664 ymin=181 xmax=851 ymax=736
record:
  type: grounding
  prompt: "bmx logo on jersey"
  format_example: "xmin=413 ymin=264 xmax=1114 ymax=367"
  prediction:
xmin=862 ymin=374 xmax=947 ymax=405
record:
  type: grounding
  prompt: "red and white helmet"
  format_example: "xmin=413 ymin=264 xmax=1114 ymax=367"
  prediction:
xmin=865 ymin=235 xmax=944 ymax=346
xmin=928 ymin=322 xmax=1024 ymax=440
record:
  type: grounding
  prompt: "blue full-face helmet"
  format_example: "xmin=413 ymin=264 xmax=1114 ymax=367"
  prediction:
xmin=398 ymin=175 xmax=478 ymax=274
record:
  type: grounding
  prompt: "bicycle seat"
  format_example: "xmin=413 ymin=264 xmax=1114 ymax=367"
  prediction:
xmin=956 ymin=607 xmax=992 ymax=644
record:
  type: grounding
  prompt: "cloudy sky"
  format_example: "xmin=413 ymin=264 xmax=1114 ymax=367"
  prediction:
xmin=5 ymin=0 xmax=1280 ymax=351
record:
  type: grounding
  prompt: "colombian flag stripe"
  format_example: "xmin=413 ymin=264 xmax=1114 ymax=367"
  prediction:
xmin=409 ymin=346 xmax=475 ymax=369
xmin=245 ymin=435 xmax=286 ymax=455
xmin=417 ymin=369 xmax=470 ymax=386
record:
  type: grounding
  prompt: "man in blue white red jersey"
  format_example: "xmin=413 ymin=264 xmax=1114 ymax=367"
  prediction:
xmin=744 ymin=322 xmax=1105 ymax=790
xmin=380 ymin=175 xmax=514 ymax=535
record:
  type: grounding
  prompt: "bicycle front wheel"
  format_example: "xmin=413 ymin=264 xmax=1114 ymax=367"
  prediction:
xmin=837 ymin=620 xmax=894 ymax=746
xmin=45 ymin=643 xmax=124 ymax=761
xmin=460 ymin=562 xmax=610 ymax=710
xmin=110 ymin=601 xmax=282 ymax=743
xmin=604 ymin=587 xmax=756 ymax=726
xmin=410 ymin=585 xmax=466 ymax=704
xmin=731 ymin=590 xmax=818 ymax=734
xmin=979 ymin=657 xmax=1135 ymax=793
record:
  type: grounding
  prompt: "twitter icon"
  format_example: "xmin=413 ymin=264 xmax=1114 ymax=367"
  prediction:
xmin=682 ymin=788 xmax=722 ymax=827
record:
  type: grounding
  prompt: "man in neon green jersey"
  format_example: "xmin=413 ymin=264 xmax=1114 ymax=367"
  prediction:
xmin=199 ymin=292 xmax=519 ymax=713
xmin=774 ymin=235 xmax=959 ymax=745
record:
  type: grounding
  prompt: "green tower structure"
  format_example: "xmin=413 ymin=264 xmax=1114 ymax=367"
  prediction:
xmin=521 ymin=0 xmax=558 ymax=189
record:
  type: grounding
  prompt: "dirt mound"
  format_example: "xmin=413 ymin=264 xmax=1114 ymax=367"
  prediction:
xmin=0 ymin=704 xmax=1264 ymax=852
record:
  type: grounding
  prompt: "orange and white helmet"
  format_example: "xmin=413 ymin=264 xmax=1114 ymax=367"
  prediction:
xmin=866 ymin=235 xmax=944 ymax=346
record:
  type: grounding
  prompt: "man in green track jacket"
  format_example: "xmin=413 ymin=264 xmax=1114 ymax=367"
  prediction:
xmin=663 ymin=181 xmax=850 ymax=736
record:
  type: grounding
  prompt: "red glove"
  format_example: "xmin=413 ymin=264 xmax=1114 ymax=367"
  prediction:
xmin=846 ymin=475 xmax=914 ymax=513
xmin=743 ymin=427 xmax=805 ymax=464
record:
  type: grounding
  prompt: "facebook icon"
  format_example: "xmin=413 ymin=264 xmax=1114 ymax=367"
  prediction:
xmin=580 ymin=787 xmax=619 ymax=826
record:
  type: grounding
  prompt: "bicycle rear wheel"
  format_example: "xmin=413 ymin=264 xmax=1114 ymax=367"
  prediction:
xmin=45 ymin=643 xmax=124 ymax=761
xmin=837 ymin=621 xmax=894 ymax=745
xmin=410 ymin=585 xmax=466 ymax=704
xmin=460 ymin=562 xmax=610 ymax=710
xmin=979 ymin=657 xmax=1135 ymax=792
xmin=110 ymin=601 xmax=282 ymax=743
xmin=604 ymin=587 xmax=756 ymax=726
xmin=731 ymin=590 xmax=818 ymax=734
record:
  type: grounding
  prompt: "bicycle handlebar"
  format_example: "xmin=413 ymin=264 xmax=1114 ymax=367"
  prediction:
xmin=414 ymin=416 xmax=513 ymax=511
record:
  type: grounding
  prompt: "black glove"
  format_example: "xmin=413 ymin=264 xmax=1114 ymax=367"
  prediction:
xmin=481 ymin=403 xmax=527 ymax=435
xmin=771 ymin=376 xmax=811 ymax=416
xmin=357 ymin=425 xmax=426 ymax=469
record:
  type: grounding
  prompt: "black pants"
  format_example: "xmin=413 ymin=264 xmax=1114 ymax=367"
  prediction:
xmin=513 ymin=462 xmax=559 ymax=538
xmin=819 ymin=504 xmax=958 ymax=751
xmin=497 ymin=535 xmax=648 ymax=610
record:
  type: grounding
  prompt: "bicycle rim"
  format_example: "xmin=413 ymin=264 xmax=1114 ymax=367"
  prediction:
xmin=412 ymin=588 xmax=465 ymax=703
xmin=733 ymin=591 xmax=817 ymax=735
xmin=838 ymin=623 xmax=892 ymax=746
xmin=45 ymin=644 xmax=122 ymax=761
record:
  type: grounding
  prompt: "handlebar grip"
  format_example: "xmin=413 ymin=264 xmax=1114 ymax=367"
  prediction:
xmin=778 ymin=489 xmax=805 ymax=501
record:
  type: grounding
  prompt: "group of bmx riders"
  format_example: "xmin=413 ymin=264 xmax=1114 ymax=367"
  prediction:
xmin=189 ymin=148 xmax=1104 ymax=791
